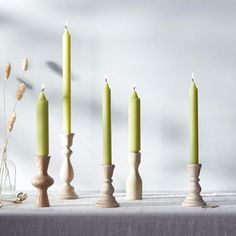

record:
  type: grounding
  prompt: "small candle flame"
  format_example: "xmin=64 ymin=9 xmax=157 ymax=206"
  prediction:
xmin=192 ymin=72 xmax=195 ymax=82
xmin=65 ymin=20 xmax=68 ymax=29
xmin=105 ymin=74 xmax=108 ymax=83
xmin=41 ymin=83 xmax=45 ymax=92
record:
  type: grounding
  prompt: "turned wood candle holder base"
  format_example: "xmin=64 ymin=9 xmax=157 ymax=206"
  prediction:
xmin=126 ymin=152 xmax=142 ymax=200
xmin=96 ymin=165 xmax=119 ymax=208
xmin=32 ymin=156 xmax=54 ymax=207
xmin=59 ymin=133 xmax=78 ymax=200
xmin=182 ymin=163 xmax=206 ymax=207
xmin=59 ymin=186 xmax=78 ymax=199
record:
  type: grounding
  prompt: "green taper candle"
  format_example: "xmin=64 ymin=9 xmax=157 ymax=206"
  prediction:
xmin=36 ymin=86 xmax=49 ymax=156
xmin=103 ymin=80 xmax=112 ymax=165
xmin=63 ymin=25 xmax=71 ymax=135
xmin=189 ymin=74 xmax=198 ymax=164
xmin=129 ymin=87 xmax=141 ymax=152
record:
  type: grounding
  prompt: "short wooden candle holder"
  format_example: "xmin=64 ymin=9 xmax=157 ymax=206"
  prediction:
xmin=182 ymin=163 xmax=206 ymax=207
xmin=32 ymin=156 xmax=54 ymax=207
xmin=59 ymin=133 xmax=78 ymax=199
xmin=96 ymin=164 xmax=119 ymax=208
xmin=126 ymin=152 xmax=142 ymax=200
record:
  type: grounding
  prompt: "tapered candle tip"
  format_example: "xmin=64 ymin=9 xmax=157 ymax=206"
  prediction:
xmin=133 ymin=82 xmax=136 ymax=91
xmin=105 ymin=74 xmax=108 ymax=83
xmin=41 ymin=83 xmax=45 ymax=92
xmin=192 ymin=72 xmax=195 ymax=82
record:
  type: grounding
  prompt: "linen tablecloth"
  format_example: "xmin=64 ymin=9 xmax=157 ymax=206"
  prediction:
xmin=0 ymin=192 xmax=236 ymax=236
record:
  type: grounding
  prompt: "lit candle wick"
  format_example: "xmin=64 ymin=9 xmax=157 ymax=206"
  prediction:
xmin=105 ymin=74 xmax=108 ymax=83
xmin=65 ymin=20 xmax=68 ymax=29
xmin=41 ymin=83 xmax=45 ymax=92
xmin=192 ymin=72 xmax=195 ymax=82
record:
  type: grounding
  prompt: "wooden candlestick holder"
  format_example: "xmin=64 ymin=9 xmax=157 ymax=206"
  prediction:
xmin=59 ymin=133 xmax=78 ymax=199
xmin=32 ymin=156 xmax=54 ymax=207
xmin=182 ymin=163 xmax=206 ymax=207
xmin=96 ymin=164 xmax=119 ymax=208
xmin=126 ymin=152 xmax=142 ymax=200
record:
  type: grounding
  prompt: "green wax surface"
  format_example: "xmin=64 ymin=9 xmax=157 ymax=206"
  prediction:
xmin=189 ymin=81 xmax=198 ymax=164
xmin=63 ymin=27 xmax=71 ymax=135
xmin=103 ymin=83 xmax=112 ymax=165
xmin=36 ymin=92 xmax=49 ymax=156
xmin=129 ymin=90 xmax=141 ymax=152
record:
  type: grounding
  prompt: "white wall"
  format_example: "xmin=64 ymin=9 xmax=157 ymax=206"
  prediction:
xmin=0 ymin=0 xmax=235 ymax=192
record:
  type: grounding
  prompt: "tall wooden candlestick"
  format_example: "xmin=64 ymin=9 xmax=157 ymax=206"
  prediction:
xmin=126 ymin=152 xmax=142 ymax=200
xmin=96 ymin=165 xmax=119 ymax=208
xmin=182 ymin=164 xmax=206 ymax=207
xmin=59 ymin=133 xmax=78 ymax=199
xmin=32 ymin=156 xmax=54 ymax=207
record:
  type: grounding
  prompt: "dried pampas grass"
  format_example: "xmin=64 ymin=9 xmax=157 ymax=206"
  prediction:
xmin=0 ymin=59 xmax=28 ymax=194
xmin=7 ymin=112 xmax=16 ymax=132
xmin=5 ymin=63 xmax=11 ymax=80
xmin=22 ymin=58 xmax=29 ymax=71
xmin=15 ymin=83 xmax=26 ymax=101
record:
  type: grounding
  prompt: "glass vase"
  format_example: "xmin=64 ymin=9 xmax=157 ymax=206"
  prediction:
xmin=0 ymin=155 xmax=16 ymax=199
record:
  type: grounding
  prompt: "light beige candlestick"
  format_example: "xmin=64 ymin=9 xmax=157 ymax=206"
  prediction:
xmin=96 ymin=165 xmax=119 ymax=208
xmin=182 ymin=163 xmax=206 ymax=207
xmin=32 ymin=156 xmax=54 ymax=207
xmin=126 ymin=152 xmax=142 ymax=200
xmin=59 ymin=133 xmax=78 ymax=199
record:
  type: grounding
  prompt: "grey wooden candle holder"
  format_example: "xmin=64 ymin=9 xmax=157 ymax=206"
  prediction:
xmin=126 ymin=152 xmax=142 ymax=200
xmin=59 ymin=133 xmax=78 ymax=199
xmin=96 ymin=164 xmax=119 ymax=208
xmin=32 ymin=156 xmax=54 ymax=207
xmin=182 ymin=163 xmax=206 ymax=207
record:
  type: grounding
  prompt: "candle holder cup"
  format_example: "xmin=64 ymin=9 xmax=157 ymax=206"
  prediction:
xmin=182 ymin=163 xmax=206 ymax=207
xmin=96 ymin=164 xmax=119 ymax=208
xmin=126 ymin=152 xmax=142 ymax=200
xmin=59 ymin=133 xmax=78 ymax=199
xmin=32 ymin=156 xmax=54 ymax=207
